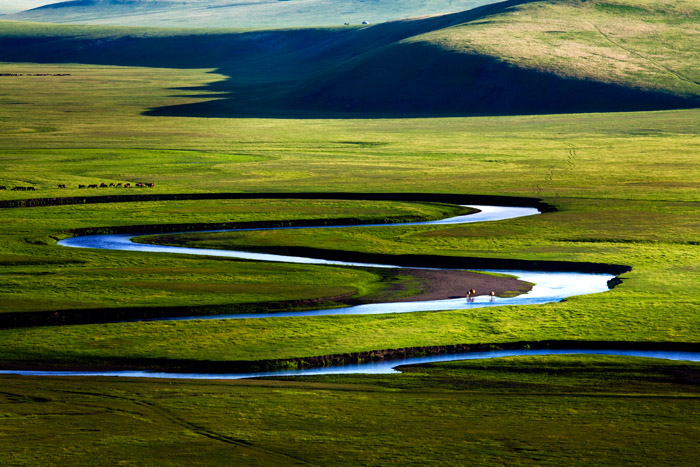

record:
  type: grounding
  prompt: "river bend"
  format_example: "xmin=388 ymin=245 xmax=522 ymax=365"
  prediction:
xmin=3 ymin=349 xmax=700 ymax=379
xmin=58 ymin=205 xmax=614 ymax=320
xmin=30 ymin=201 xmax=696 ymax=379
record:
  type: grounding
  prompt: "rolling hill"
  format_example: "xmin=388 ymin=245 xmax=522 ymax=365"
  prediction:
xmin=1 ymin=0 xmax=698 ymax=116
xmin=280 ymin=0 xmax=700 ymax=115
xmin=2 ymin=0 xmax=500 ymax=29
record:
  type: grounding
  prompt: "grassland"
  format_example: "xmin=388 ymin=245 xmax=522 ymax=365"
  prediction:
xmin=2 ymin=355 xmax=700 ymax=465
xmin=0 ymin=55 xmax=698 ymax=366
xmin=419 ymin=0 xmax=700 ymax=97
xmin=0 ymin=197 xmax=470 ymax=316
xmin=1 ymin=0 xmax=699 ymax=117
xmin=0 ymin=1 xmax=699 ymax=463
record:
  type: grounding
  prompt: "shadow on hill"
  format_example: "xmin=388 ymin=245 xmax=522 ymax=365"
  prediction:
xmin=283 ymin=41 xmax=700 ymax=116
xmin=0 ymin=1 xmax=534 ymax=70
xmin=145 ymin=40 xmax=700 ymax=118
xmin=1 ymin=0 xmax=698 ymax=117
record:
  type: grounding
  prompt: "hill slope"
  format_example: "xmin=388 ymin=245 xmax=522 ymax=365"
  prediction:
xmin=1 ymin=0 xmax=698 ymax=116
xmin=280 ymin=0 xmax=700 ymax=115
xmin=2 ymin=0 xmax=500 ymax=28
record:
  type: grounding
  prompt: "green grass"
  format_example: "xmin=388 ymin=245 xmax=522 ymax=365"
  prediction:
xmin=0 ymin=3 xmax=698 ymax=464
xmin=0 ymin=55 xmax=698 ymax=363
xmin=1 ymin=355 xmax=699 ymax=465
xmin=1 ymin=197 xmax=698 ymax=364
xmin=420 ymin=0 xmax=700 ymax=96
xmin=0 ymin=198 xmax=466 ymax=314
xmin=2 ymin=0 xmax=699 ymax=117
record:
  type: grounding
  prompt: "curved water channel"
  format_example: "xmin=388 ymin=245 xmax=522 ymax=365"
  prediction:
xmin=58 ymin=205 xmax=615 ymax=319
xmin=3 ymin=349 xmax=700 ymax=379
xmin=11 ymin=202 xmax=691 ymax=379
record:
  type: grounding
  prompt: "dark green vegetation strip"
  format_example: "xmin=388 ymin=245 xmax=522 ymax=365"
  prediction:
xmin=0 ymin=191 xmax=553 ymax=211
xmin=139 ymin=241 xmax=630 ymax=275
xmin=4 ymin=340 xmax=700 ymax=374
xmin=1 ymin=355 xmax=699 ymax=465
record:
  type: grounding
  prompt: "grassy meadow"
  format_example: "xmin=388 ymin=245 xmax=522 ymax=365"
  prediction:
xmin=0 ymin=0 xmax=699 ymax=463
xmin=0 ymin=56 xmax=698 ymax=363
xmin=2 ymin=355 xmax=700 ymax=465
xmin=1 ymin=0 xmax=699 ymax=117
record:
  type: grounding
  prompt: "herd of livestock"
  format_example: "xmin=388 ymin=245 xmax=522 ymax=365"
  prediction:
xmin=0 ymin=182 xmax=155 ymax=191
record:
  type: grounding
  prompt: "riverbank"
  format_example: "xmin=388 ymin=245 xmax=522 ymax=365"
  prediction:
xmin=359 ymin=268 xmax=532 ymax=303
xmin=0 ymin=266 xmax=533 ymax=328
xmin=3 ymin=340 xmax=700 ymax=374
xmin=2 ymin=354 xmax=699 ymax=466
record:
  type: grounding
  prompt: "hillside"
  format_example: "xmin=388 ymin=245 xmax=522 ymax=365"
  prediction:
xmin=2 ymin=0 xmax=499 ymax=28
xmin=0 ymin=1 xmax=57 ymax=15
xmin=1 ymin=0 xmax=698 ymax=116
xmin=282 ymin=0 xmax=700 ymax=115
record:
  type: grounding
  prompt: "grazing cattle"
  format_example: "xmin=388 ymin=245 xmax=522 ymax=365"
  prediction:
xmin=88 ymin=184 xmax=98 ymax=189
xmin=78 ymin=184 xmax=86 ymax=189
xmin=11 ymin=186 xmax=25 ymax=191
xmin=116 ymin=183 xmax=123 ymax=187
xmin=135 ymin=183 xmax=145 ymax=188
xmin=27 ymin=187 xmax=35 ymax=191
xmin=145 ymin=182 xmax=155 ymax=188
xmin=57 ymin=184 xmax=66 ymax=188
xmin=123 ymin=183 xmax=131 ymax=188
xmin=0 ymin=186 xmax=6 ymax=190
xmin=109 ymin=183 xmax=115 ymax=187
xmin=99 ymin=183 xmax=108 ymax=188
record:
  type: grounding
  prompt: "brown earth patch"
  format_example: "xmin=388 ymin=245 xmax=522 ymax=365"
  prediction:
xmin=362 ymin=268 xmax=532 ymax=303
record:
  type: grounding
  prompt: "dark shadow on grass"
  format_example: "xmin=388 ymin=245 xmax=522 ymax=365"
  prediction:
xmin=1 ymin=0 xmax=697 ymax=118
xmin=0 ymin=191 xmax=556 ymax=210
xmin=145 ymin=45 xmax=700 ymax=118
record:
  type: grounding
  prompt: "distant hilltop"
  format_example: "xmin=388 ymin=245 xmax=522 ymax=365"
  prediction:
xmin=1 ymin=0 xmax=497 ymax=28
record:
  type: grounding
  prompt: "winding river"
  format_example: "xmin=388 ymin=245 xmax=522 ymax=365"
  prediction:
xmin=3 ymin=349 xmax=700 ymax=379
xmin=58 ymin=205 xmax=615 ymax=319
xmin=5 ymin=202 xmax=694 ymax=379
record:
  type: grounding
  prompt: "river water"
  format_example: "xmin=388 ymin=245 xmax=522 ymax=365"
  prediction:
xmin=58 ymin=205 xmax=614 ymax=320
xmin=2 ymin=349 xmax=699 ymax=379
xmin=26 ymin=202 xmax=694 ymax=380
